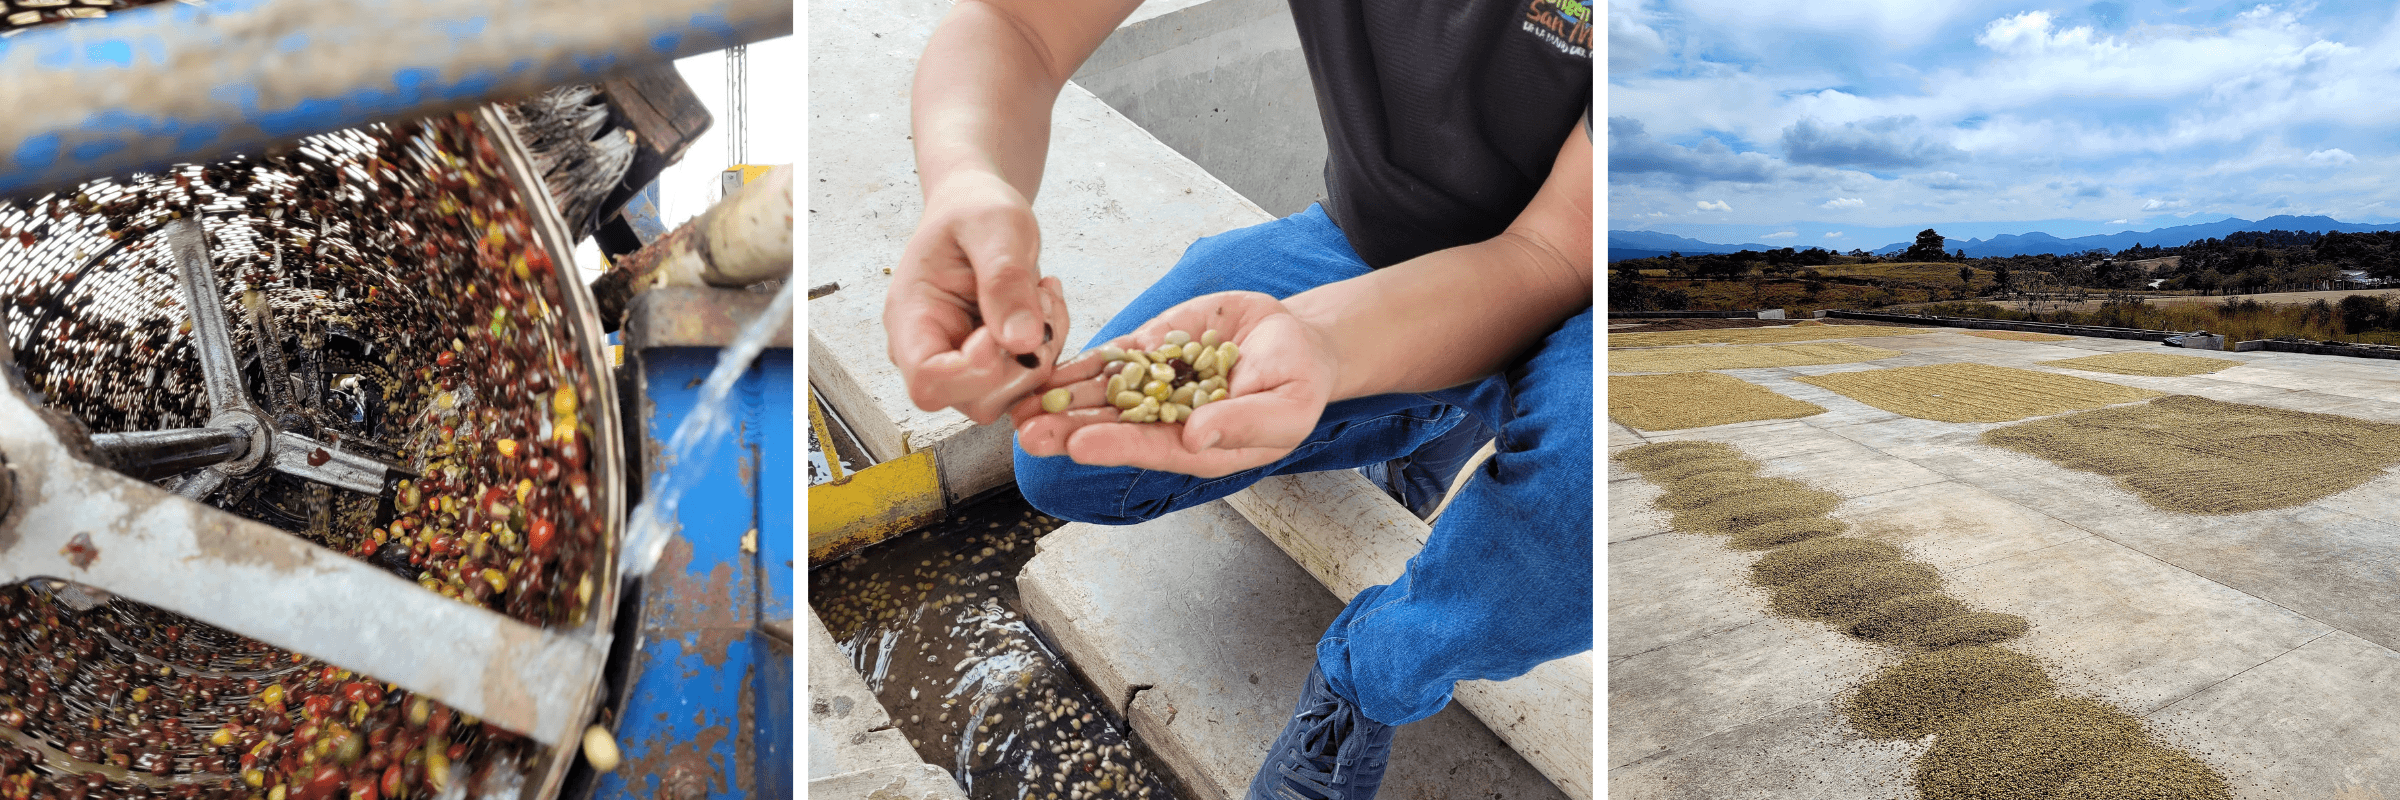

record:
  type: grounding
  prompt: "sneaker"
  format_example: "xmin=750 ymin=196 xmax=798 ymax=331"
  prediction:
xmin=1243 ymin=664 xmax=1397 ymax=800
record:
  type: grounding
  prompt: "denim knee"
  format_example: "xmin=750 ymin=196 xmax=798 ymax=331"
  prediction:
xmin=1011 ymin=445 xmax=1151 ymax=525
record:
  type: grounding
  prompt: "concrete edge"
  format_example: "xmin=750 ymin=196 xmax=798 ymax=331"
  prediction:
xmin=806 ymin=763 xmax=970 ymax=800
xmin=807 ymin=328 xmax=905 ymax=464
xmin=1130 ymin=687 xmax=1235 ymax=800
xmin=806 ymin=609 xmax=961 ymax=791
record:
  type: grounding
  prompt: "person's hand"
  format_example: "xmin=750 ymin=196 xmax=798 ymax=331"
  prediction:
xmin=884 ymin=171 xmax=1071 ymax=424
xmin=1008 ymin=291 xmax=1339 ymax=477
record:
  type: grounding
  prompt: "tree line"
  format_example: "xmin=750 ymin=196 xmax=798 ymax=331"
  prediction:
xmin=1613 ymin=227 xmax=2400 ymax=297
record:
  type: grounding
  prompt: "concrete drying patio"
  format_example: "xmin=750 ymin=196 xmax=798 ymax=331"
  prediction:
xmin=1608 ymin=325 xmax=2400 ymax=799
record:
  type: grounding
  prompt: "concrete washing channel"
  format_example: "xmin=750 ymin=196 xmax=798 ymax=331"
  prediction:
xmin=1609 ymin=320 xmax=2400 ymax=798
xmin=806 ymin=0 xmax=1591 ymax=798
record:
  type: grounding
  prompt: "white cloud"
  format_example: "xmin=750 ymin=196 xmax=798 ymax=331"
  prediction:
xmin=1696 ymin=199 xmax=1733 ymax=212
xmin=1824 ymin=231 xmax=1845 ymax=238
xmin=2308 ymin=148 xmax=2359 ymax=164
xmin=1763 ymin=230 xmax=1798 ymax=238
xmin=2108 ymin=219 xmax=2128 ymax=225
xmin=1609 ymin=0 xmax=1672 ymax=72
xmin=2141 ymin=198 xmax=2189 ymax=210
xmin=1821 ymin=197 xmax=1866 ymax=208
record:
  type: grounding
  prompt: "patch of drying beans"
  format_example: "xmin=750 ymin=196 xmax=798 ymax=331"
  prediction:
xmin=1613 ymin=441 xmax=2227 ymax=800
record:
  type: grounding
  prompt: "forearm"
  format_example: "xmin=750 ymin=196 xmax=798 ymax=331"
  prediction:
xmin=1287 ymin=232 xmax=1592 ymax=401
xmin=911 ymin=2 xmax=1069 ymax=201
xmin=911 ymin=0 xmax=1137 ymax=202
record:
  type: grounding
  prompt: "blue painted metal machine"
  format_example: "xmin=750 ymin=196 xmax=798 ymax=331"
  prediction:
xmin=595 ymin=285 xmax=794 ymax=799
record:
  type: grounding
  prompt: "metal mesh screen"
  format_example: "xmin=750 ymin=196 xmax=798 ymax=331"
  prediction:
xmin=0 ymin=112 xmax=611 ymax=796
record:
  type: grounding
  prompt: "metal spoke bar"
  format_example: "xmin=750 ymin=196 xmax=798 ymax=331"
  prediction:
xmin=164 ymin=220 xmax=249 ymax=422
xmin=1 ymin=387 xmax=602 ymax=748
xmin=267 ymin=430 xmax=391 ymax=496
xmin=0 ymin=0 xmax=793 ymax=196
xmin=86 ymin=427 xmax=250 ymax=480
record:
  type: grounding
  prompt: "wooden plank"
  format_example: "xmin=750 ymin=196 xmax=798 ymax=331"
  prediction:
xmin=602 ymin=64 xmax=711 ymax=160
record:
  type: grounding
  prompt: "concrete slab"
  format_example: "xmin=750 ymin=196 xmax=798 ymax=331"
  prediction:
xmin=1016 ymin=503 xmax=1568 ymax=800
xmin=1831 ymin=480 xmax=2092 ymax=574
xmin=1943 ymin=536 xmax=2332 ymax=715
xmin=2091 ymin=506 xmax=2400 ymax=654
xmin=1073 ymin=0 xmax=1328 ymax=217
xmin=1606 ymin=698 xmax=1923 ymax=800
xmin=1606 ymin=618 xmax=1894 ymax=770
xmin=809 ymin=763 xmax=973 ymax=800
xmin=1751 ymin=439 xmax=1950 ymax=500
xmin=807 ymin=610 xmax=960 ymax=790
xmin=1637 ymin=419 xmax=1860 ymax=463
xmin=1610 ymin=476 xmax=1672 ymax=544
xmin=809 ymin=0 xmax=1274 ymax=500
xmin=1607 ymin=532 xmax=1768 ymax=663
xmin=2151 ymin=631 xmax=2400 ymax=798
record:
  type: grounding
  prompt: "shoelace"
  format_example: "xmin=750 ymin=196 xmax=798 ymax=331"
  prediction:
xmin=1275 ymin=698 xmax=1354 ymax=799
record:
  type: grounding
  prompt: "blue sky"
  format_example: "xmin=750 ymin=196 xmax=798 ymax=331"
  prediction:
xmin=1608 ymin=2 xmax=2400 ymax=249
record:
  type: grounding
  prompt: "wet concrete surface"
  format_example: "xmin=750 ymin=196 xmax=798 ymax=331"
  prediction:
xmin=809 ymin=492 xmax=1185 ymax=800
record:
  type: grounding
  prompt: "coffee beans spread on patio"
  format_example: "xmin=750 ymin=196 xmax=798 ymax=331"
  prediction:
xmin=1091 ymin=329 xmax=1238 ymax=424
xmin=1606 ymin=341 xmax=1901 ymax=374
xmin=1609 ymin=371 xmax=1827 ymax=431
xmin=1797 ymin=362 xmax=2162 ymax=423
xmin=1984 ymin=394 xmax=2400 ymax=514
xmin=1614 ymin=441 xmax=2228 ymax=800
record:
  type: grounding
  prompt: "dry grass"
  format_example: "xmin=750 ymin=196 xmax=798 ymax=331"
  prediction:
xmin=1965 ymin=330 xmax=2074 ymax=342
xmin=1609 ymin=372 xmax=1826 ymax=431
xmin=2039 ymin=352 xmax=2243 ymax=377
xmin=1983 ymin=394 xmax=2400 ymax=513
xmin=1797 ymin=362 xmax=2163 ymax=423
xmin=1607 ymin=325 xmax=1938 ymax=349
xmin=1848 ymin=646 xmax=2057 ymax=739
xmin=1607 ymin=342 xmax=1903 ymax=373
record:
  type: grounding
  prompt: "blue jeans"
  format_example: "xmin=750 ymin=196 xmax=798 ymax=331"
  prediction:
xmin=1013 ymin=205 xmax=1593 ymax=726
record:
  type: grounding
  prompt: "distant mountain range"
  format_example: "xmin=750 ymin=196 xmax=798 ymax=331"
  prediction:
xmin=1608 ymin=215 xmax=2400 ymax=262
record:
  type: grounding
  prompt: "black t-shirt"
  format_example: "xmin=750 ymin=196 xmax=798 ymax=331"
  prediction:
xmin=1287 ymin=0 xmax=1593 ymax=268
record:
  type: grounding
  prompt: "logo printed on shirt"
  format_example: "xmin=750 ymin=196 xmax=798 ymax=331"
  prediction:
xmin=1521 ymin=0 xmax=1592 ymax=58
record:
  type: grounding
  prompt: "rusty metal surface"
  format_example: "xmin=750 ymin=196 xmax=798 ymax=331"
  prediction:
xmin=622 ymin=285 xmax=795 ymax=351
xmin=0 ymin=0 xmax=793 ymax=197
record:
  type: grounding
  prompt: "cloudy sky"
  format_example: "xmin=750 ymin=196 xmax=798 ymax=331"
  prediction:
xmin=1608 ymin=2 xmax=2400 ymax=249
